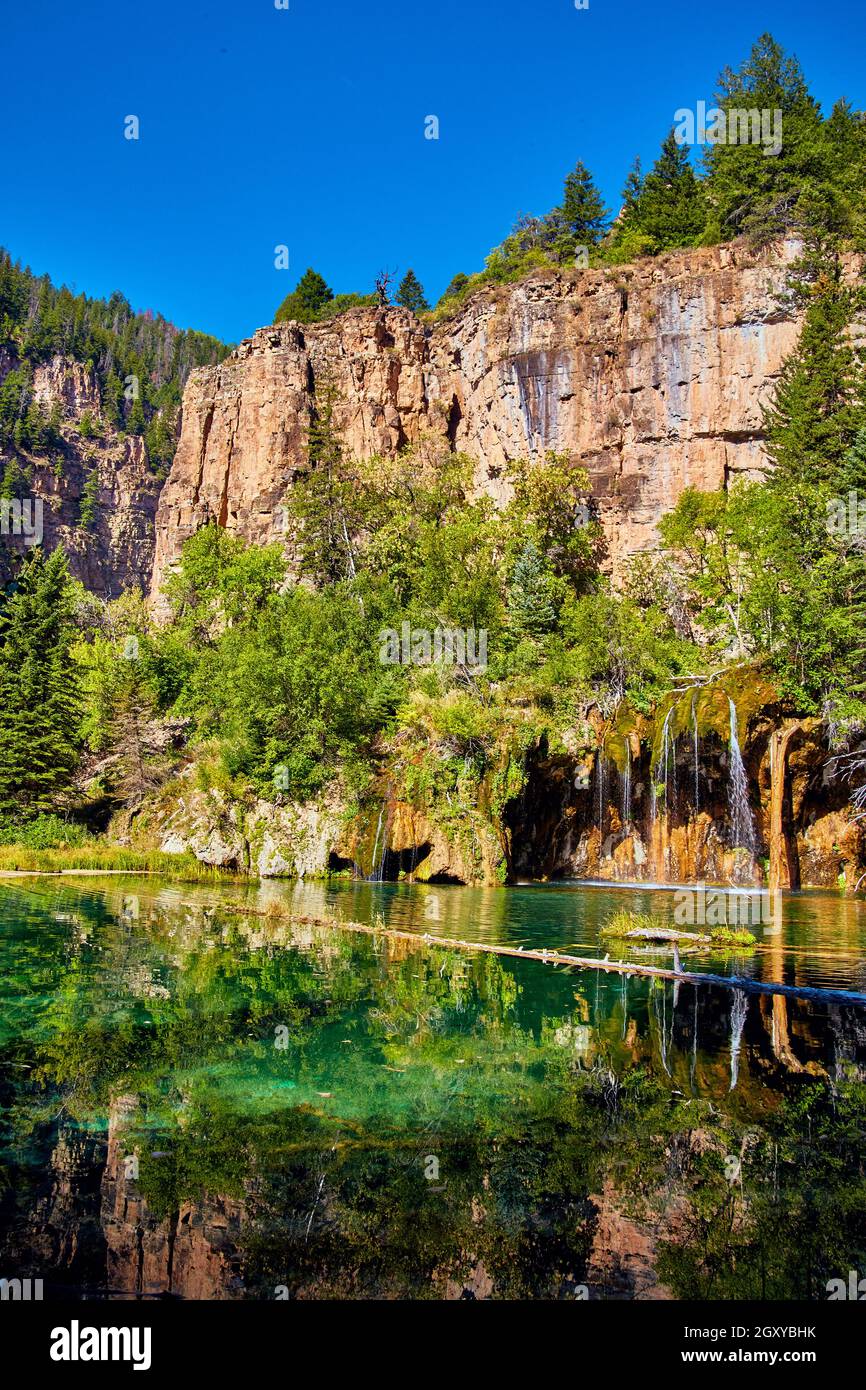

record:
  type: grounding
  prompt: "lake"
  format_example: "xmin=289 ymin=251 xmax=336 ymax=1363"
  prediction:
xmin=2 ymin=875 xmax=866 ymax=1300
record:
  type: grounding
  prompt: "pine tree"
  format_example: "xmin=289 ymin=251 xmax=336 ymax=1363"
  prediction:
xmin=396 ymin=269 xmax=429 ymax=314
xmin=105 ymin=667 xmax=168 ymax=810
xmin=763 ymin=269 xmax=863 ymax=491
xmin=275 ymin=269 xmax=335 ymax=325
xmin=635 ymin=131 xmax=706 ymax=251
xmin=550 ymin=161 xmax=609 ymax=260
xmin=507 ymin=541 xmax=559 ymax=639
xmin=839 ymin=427 xmax=866 ymax=495
xmin=285 ymin=380 xmax=360 ymax=584
xmin=0 ymin=547 xmax=82 ymax=818
xmin=703 ymin=33 xmax=826 ymax=244
xmin=620 ymin=158 xmax=643 ymax=216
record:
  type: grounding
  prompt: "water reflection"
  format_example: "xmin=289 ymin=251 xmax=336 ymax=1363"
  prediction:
xmin=1 ymin=879 xmax=866 ymax=1300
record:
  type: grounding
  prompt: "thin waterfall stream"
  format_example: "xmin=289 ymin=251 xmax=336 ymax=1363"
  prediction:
xmin=727 ymin=698 xmax=757 ymax=853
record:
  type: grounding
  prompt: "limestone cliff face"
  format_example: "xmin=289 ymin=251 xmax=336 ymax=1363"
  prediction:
xmin=0 ymin=352 xmax=160 ymax=596
xmin=152 ymin=239 xmax=803 ymax=597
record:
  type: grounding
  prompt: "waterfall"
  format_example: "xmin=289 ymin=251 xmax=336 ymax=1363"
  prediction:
xmin=652 ymin=706 xmax=677 ymax=821
xmin=621 ymin=741 xmax=632 ymax=828
xmin=691 ymin=693 xmax=700 ymax=811
xmin=596 ymin=748 xmax=607 ymax=834
xmin=727 ymin=698 xmax=757 ymax=853
xmin=369 ymin=802 xmax=387 ymax=882
xmin=729 ymin=990 xmax=749 ymax=1090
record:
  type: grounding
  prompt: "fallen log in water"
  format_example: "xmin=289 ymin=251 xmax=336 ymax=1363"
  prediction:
xmin=221 ymin=906 xmax=866 ymax=1008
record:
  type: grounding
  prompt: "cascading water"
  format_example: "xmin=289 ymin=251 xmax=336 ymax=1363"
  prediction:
xmin=691 ymin=693 xmax=700 ymax=811
xmin=621 ymin=741 xmax=632 ymax=828
xmin=727 ymin=698 xmax=757 ymax=853
xmin=651 ymin=706 xmax=677 ymax=823
xmin=729 ymin=990 xmax=749 ymax=1090
xmin=370 ymin=804 xmax=384 ymax=876
xmin=596 ymin=748 xmax=607 ymax=834
xmin=369 ymin=802 xmax=388 ymax=882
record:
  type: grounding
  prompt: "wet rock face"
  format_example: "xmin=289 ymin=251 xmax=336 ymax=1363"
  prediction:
xmin=151 ymin=240 xmax=805 ymax=599
xmin=504 ymin=719 xmax=865 ymax=891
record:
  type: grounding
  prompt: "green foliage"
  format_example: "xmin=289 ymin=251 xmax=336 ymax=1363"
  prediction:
xmin=274 ymin=268 xmax=335 ymax=324
xmin=284 ymin=381 xmax=362 ymax=585
xmin=507 ymin=541 xmax=560 ymax=640
xmin=763 ymin=268 xmax=864 ymax=488
xmin=654 ymin=267 xmax=865 ymax=713
xmin=433 ymin=34 xmax=865 ymax=308
xmin=434 ymin=160 xmax=608 ymax=314
xmin=611 ymin=130 xmax=705 ymax=254
xmin=0 ymin=247 xmax=229 ymax=470
xmin=190 ymin=580 xmax=402 ymax=799
xmin=0 ymin=813 xmax=93 ymax=849
xmin=0 ymin=548 xmax=83 ymax=818
xmin=77 ymin=470 xmax=100 ymax=529
xmin=548 ymin=160 xmax=610 ymax=260
xmin=701 ymin=33 xmax=859 ymax=248
xmin=396 ymin=269 xmax=429 ymax=314
xmin=561 ymin=582 xmax=698 ymax=709
xmin=162 ymin=522 xmax=288 ymax=636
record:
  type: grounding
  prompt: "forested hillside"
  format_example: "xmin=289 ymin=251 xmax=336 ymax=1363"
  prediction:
xmin=0 ymin=250 xmax=229 ymax=476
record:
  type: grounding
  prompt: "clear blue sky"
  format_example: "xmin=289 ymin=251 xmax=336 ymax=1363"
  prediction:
xmin=2 ymin=0 xmax=863 ymax=344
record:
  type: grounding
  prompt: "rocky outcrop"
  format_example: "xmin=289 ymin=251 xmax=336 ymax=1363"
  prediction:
xmin=129 ymin=769 xmax=506 ymax=884
xmin=127 ymin=770 xmax=346 ymax=878
xmin=126 ymin=676 xmax=865 ymax=890
xmin=0 ymin=352 xmax=161 ymax=596
xmin=151 ymin=240 xmax=805 ymax=598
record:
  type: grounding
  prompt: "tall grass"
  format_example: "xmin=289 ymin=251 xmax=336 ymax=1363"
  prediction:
xmin=0 ymin=845 xmax=241 ymax=878
xmin=600 ymin=910 xmax=664 ymax=940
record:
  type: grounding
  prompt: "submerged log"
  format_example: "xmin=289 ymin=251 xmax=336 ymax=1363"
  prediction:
xmin=221 ymin=906 xmax=866 ymax=1008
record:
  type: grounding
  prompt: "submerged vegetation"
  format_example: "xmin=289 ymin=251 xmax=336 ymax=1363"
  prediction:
xmin=1 ymin=884 xmax=864 ymax=1298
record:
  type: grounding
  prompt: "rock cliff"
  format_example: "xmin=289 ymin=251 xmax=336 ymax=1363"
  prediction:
xmin=0 ymin=352 xmax=160 ymax=596
xmin=151 ymin=239 xmax=804 ymax=597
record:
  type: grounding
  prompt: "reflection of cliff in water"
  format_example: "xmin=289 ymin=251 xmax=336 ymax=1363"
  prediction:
xmin=3 ymin=886 xmax=866 ymax=1301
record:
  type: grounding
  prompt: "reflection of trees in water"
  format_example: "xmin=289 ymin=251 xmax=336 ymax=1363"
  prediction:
xmin=3 ymin=890 xmax=866 ymax=1299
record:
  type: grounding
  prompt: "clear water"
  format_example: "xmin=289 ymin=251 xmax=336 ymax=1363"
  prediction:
xmin=2 ymin=876 xmax=866 ymax=1301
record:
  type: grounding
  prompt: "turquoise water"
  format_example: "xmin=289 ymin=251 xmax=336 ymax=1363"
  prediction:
xmin=2 ymin=876 xmax=866 ymax=1300
xmin=274 ymin=876 xmax=866 ymax=990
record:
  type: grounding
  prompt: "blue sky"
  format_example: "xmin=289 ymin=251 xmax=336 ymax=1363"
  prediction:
xmin=2 ymin=0 xmax=864 ymax=344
